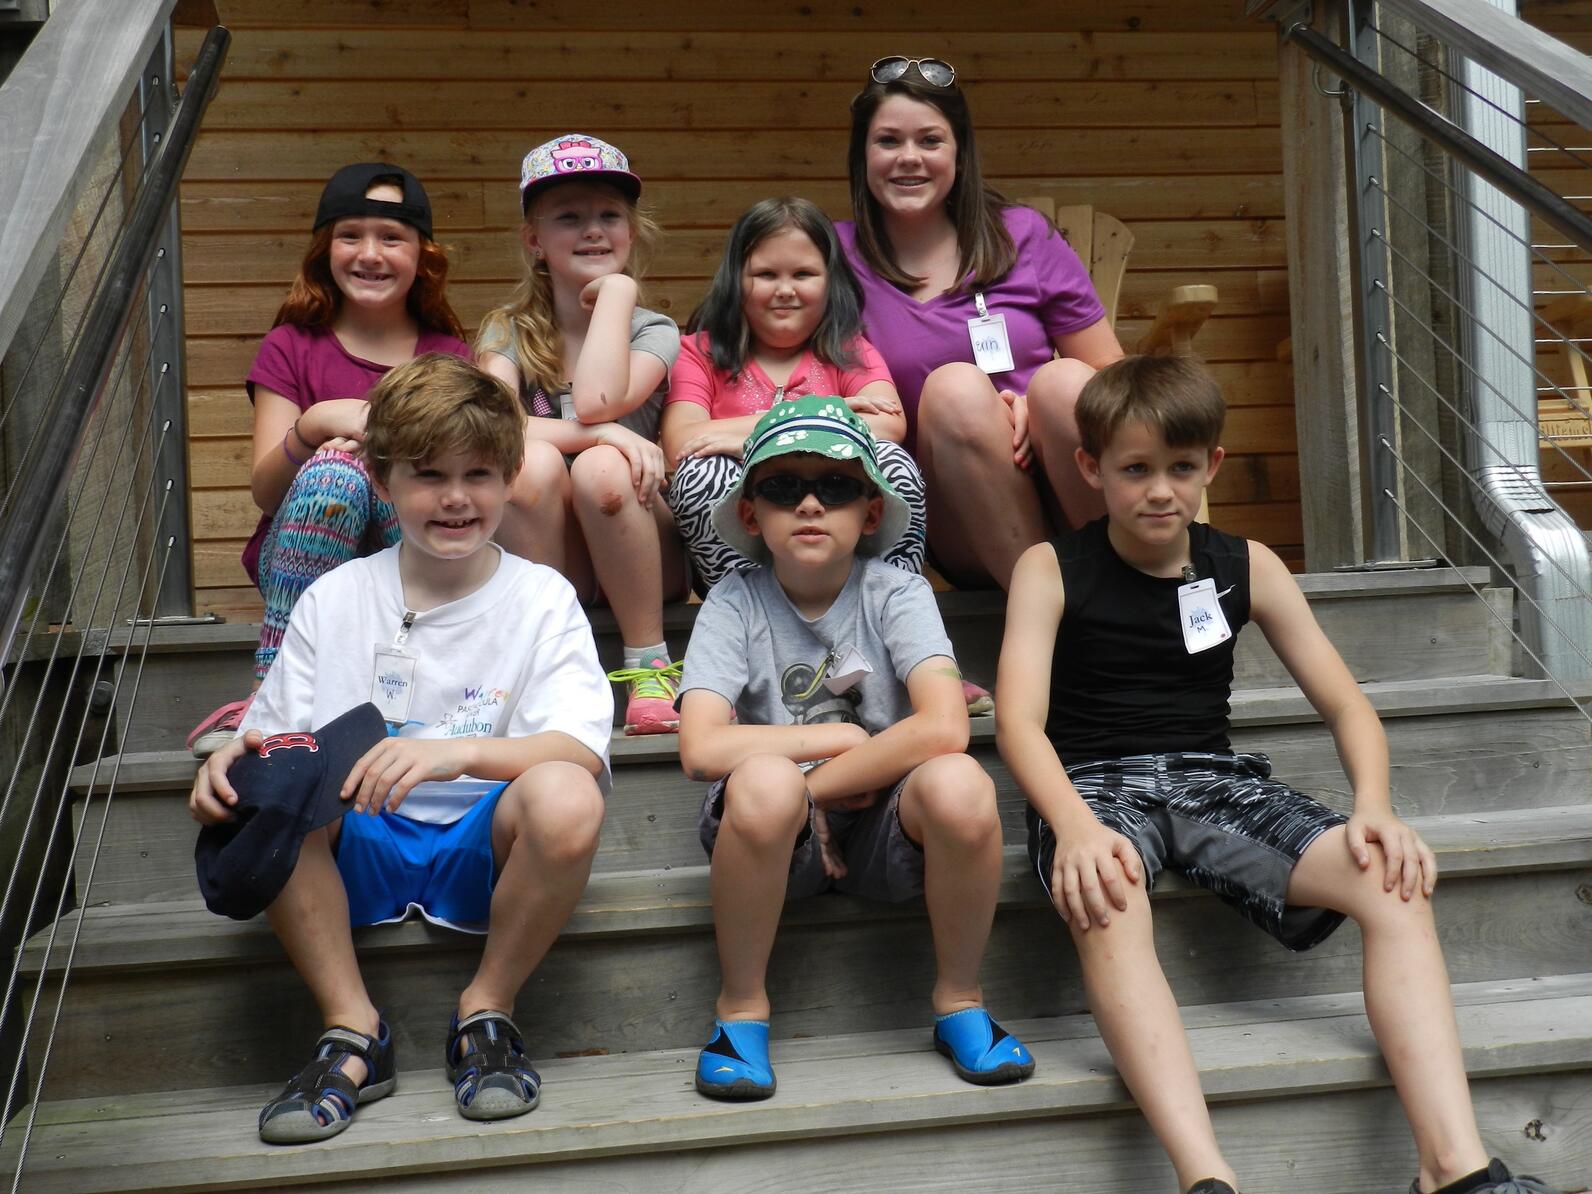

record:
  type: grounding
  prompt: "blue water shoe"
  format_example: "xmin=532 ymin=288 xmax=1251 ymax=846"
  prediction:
xmin=933 ymin=1007 xmax=1035 ymax=1085
xmin=695 ymin=1019 xmax=776 ymax=1100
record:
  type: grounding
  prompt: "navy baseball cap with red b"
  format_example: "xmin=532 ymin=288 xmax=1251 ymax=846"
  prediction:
xmin=194 ymin=702 xmax=387 ymax=921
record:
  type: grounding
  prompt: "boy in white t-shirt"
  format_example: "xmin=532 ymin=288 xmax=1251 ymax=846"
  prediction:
xmin=189 ymin=353 xmax=613 ymax=1143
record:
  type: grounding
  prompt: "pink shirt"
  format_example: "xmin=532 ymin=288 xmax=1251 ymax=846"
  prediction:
xmin=837 ymin=205 xmax=1105 ymax=450
xmin=667 ymin=332 xmax=893 ymax=419
xmin=241 ymin=323 xmax=472 ymax=582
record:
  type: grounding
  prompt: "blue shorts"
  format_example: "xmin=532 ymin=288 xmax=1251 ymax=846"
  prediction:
xmin=333 ymin=783 xmax=507 ymax=933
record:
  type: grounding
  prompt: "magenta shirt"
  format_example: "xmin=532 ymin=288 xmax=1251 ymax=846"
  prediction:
xmin=837 ymin=205 xmax=1105 ymax=450
xmin=241 ymin=323 xmax=472 ymax=582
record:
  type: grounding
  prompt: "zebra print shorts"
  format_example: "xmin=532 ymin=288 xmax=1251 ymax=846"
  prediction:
xmin=1026 ymin=751 xmax=1348 ymax=951
xmin=669 ymin=441 xmax=928 ymax=592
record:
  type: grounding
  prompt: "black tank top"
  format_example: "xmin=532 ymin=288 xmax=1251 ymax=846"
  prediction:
xmin=1046 ymin=518 xmax=1250 ymax=764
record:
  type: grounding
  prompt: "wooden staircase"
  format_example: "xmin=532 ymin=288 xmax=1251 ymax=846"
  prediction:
xmin=5 ymin=567 xmax=1591 ymax=1191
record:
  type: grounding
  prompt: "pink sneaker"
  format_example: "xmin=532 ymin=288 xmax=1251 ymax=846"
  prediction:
xmin=606 ymin=660 xmax=684 ymax=736
xmin=187 ymin=695 xmax=253 ymax=758
xmin=963 ymin=679 xmax=994 ymax=717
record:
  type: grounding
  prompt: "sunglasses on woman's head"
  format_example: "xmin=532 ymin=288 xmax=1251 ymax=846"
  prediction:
xmin=869 ymin=56 xmax=956 ymax=88
xmin=749 ymin=472 xmax=871 ymax=507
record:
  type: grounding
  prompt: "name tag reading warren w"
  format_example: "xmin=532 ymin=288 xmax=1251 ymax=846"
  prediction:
xmin=1176 ymin=578 xmax=1232 ymax=655
xmin=370 ymin=644 xmax=418 ymax=724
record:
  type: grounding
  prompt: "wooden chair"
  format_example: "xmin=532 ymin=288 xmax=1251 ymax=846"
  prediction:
xmin=1020 ymin=196 xmax=1219 ymax=354
xmin=1537 ymin=293 xmax=1592 ymax=450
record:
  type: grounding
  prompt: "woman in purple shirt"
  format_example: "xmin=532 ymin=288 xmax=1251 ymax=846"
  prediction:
xmin=838 ymin=58 xmax=1124 ymax=590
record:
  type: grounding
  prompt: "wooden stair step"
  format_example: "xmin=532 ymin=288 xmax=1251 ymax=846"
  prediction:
xmin=39 ymin=806 xmax=1592 ymax=973
xmin=96 ymin=566 xmax=1510 ymax=751
xmin=70 ymin=672 xmax=1592 ymax=905
xmin=19 ymin=808 xmax=1592 ymax=1099
xmin=6 ymin=974 xmax=1589 ymax=1193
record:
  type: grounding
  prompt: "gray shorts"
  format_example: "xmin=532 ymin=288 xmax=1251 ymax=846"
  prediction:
xmin=698 ymin=771 xmax=924 ymax=903
xmin=1027 ymin=751 xmax=1348 ymax=951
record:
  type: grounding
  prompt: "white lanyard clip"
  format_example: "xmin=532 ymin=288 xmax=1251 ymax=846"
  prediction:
xmin=974 ymin=291 xmax=990 ymax=319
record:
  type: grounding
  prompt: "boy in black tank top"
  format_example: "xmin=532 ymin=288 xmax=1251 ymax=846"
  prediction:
xmin=996 ymin=358 xmax=1558 ymax=1194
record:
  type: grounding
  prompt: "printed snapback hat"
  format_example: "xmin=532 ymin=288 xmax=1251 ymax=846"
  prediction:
xmin=519 ymin=133 xmax=642 ymax=211
xmin=194 ymin=702 xmax=388 ymax=921
xmin=711 ymin=394 xmax=910 ymax=565
xmin=313 ymin=162 xmax=434 ymax=240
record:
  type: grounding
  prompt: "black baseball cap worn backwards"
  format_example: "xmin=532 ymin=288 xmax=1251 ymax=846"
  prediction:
xmin=194 ymin=702 xmax=388 ymax=921
xmin=314 ymin=162 xmax=434 ymax=240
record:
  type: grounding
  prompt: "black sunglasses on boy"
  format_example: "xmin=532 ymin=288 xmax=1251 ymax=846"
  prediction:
xmin=749 ymin=473 xmax=872 ymax=507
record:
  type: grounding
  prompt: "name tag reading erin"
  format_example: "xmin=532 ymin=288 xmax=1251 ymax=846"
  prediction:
xmin=1177 ymin=578 xmax=1232 ymax=654
xmin=371 ymin=644 xmax=418 ymax=723
xmin=967 ymin=291 xmax=1014 ymax=375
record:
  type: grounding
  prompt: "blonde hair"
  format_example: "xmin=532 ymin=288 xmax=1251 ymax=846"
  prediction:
xmin=475 ymin=181 xmax=661 ymax=400
xmin=362 ymin=353 xmax=524 ymax=482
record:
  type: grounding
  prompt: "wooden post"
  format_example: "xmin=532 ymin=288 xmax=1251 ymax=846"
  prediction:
xmin=1278 ymin=1 xmax=1368 ymax=569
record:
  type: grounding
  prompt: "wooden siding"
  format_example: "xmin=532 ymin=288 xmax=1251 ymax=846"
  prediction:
xmin=177 ymin=0 xmax=1296 ymax=618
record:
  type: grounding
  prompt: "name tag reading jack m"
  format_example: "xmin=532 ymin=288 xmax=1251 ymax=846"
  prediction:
xmin=1176 ymin=578 xmax=1232 ymax=655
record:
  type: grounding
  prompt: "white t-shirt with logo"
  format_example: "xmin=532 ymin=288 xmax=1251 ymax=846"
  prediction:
xmin=241 ymin=544 xmax=613 ymax=823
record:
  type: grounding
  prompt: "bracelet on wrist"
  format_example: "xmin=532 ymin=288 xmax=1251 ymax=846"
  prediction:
xmin=288 ymin=417 xmax=315 ymax=453
xmin=281 ymin=429 xmax=307 ymax=468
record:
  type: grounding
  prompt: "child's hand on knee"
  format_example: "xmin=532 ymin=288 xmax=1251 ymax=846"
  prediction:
xmin=592 ymin=423 xmax=665 ymax=508
xmin=342 ymin=738 xmax=464 ymax=816
xmin=1346 ymin=811 xmax=1438 ymax=899
xmin=1051 ymin=822 xmax=1141 ymax=930
xmin=188 ymin=729 xmax=264 ymax=825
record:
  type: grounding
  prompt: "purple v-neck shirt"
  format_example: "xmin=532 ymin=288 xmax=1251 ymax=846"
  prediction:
xmin=837 ymin=205 xmax=1104 ymax=450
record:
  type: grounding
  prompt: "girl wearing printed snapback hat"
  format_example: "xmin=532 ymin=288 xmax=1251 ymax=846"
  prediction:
xmin=476 ymin=135 xmax=687 ymax=736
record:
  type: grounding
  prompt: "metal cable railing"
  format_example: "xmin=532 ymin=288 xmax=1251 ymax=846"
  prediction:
xmin=0 ymin=11 xmax=228 ymax=1179
xmin=1261 ymin=0 xmax=1592 ymax=686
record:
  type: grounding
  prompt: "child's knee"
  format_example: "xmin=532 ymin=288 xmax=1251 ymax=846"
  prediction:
xmin=510 ymin=440 xmax=571 ymax=510
xmin=907 ymin=754 xmax=998 ymax=844
xmin=570 ymin=444 xmax=635 ymax=516
xmin=503 ymin=763 xmax=604 ymax=863
xmin=721 ymin=755 xmax=807 ymax=845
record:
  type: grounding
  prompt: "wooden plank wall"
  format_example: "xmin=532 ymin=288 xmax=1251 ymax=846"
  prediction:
xmin=1521 ymin=3 xmax=1592 ymax=528
xmin=176 ymin=0 xmax=1296 ymax=620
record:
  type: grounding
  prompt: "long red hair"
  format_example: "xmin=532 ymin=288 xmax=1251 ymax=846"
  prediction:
xmin=272 ymin=224 xmax=465 ymax=340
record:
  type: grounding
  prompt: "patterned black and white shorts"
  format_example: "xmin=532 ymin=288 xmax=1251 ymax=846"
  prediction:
xmin=669 ymin=443 xmax=927 ymax=592
xmin=1027 ymin=751 xmax=1348 ymax=951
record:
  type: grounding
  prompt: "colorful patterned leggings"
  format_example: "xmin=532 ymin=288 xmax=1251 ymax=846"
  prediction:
xmin=254 ymin=448 xmax=399 ymax=681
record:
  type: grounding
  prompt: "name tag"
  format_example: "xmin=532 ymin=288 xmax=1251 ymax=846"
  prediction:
xmin=558 ymin=390 xmax=577 ymax=421
xmin=967 ymin=314 xmax=1015 ymax=375
xmin=1177 ymin=578 xmax=1232 ymax=654
xmin=823 ymin=643 xmax=874 ymax=693
xmin=370 ymin=644 xmax=418 ymax=723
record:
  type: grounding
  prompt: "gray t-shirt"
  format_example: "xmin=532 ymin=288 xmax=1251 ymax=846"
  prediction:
xmin=680 ymin=557 xmax=955 ymax=734
xmin=477 ymin=305 xmax=679 ymax=442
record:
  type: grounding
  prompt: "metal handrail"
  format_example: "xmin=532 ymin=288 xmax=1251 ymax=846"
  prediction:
xmin=1279 ymin=20 xmax=1592 ymax=256
xmin=0 ymin=26 xmax=230 ymax=675
xmin=0 ymin=0 xmax=177 ymax=363
xmin=1377 ymin=0 xmax=1592 ymax=131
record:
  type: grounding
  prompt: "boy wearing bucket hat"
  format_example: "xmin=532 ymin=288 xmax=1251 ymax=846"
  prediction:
xmin=676 ymin=394 xmax=1034 ymax=1100
xmin=189 ymin=354 xmax=613 ymax=1143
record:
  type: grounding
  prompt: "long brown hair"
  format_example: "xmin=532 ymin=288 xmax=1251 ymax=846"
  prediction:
xmin=272 ymin=220 xmax=465 ymax=340
xmin=846 ymin=73 xmax=1015 ymax=294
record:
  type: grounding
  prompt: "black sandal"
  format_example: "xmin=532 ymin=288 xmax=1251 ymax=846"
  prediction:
xmin=446 ymin=1010 xmax=541 ymax=1121
xmin=258 ymin=1023 xmax=396 ymax=1144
